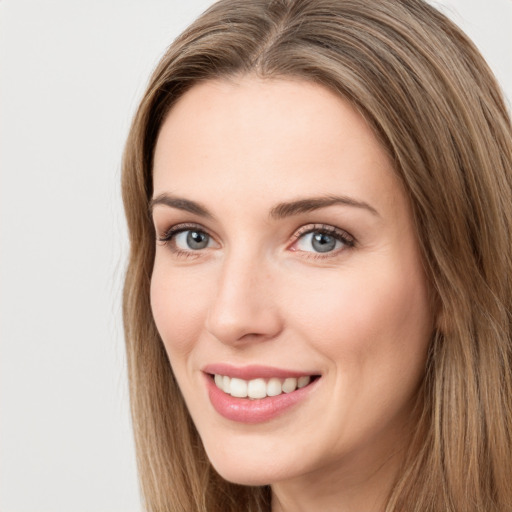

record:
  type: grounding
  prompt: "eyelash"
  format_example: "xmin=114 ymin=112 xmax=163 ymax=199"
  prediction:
xmin=157 ymin=222 xmax=355 ymax=259
xmin=157 ymin=223 xmax=208 ymax=259
xmin=291 ymin=224 xmax=355 ymax=259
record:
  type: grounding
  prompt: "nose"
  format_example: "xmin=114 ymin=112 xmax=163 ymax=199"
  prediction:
xmin=205 ymin=251 xmax=283 ymax=346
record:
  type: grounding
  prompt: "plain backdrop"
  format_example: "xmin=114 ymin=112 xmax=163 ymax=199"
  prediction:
xmin=1 ymin=1 xmax=510 ymax=511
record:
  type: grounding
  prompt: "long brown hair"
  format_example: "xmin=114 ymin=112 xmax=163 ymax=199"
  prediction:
xmin=121 ymin=1 xmax=512 ymax=510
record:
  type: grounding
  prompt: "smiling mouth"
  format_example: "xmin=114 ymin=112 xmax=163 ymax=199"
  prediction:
xmin=211 ymin=373 xmax=320 ymax=399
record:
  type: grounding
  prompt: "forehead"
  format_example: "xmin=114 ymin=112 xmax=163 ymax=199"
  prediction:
xmin=152 ymin=77 xmax=402 ymax=213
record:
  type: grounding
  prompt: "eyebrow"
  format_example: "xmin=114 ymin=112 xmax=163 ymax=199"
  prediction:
xmin=149 ymin=194 xmax=213 ymax=218
xmin=269 ymin=195 xmax=380 ymax=219
xmin=149 ymin=193 xmax=379 ymax=219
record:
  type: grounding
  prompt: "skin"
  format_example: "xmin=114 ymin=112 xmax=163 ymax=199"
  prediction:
xmin=150 ymin=77 xmax=434 ymax=512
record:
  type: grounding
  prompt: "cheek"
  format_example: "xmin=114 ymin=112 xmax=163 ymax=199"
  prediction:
xmin=286 ymin=259 xmax=432 ymax=371
xmin=150 ymin=261 xmax=210 ymax=357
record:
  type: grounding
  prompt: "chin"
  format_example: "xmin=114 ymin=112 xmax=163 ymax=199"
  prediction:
xmin=212 ymin=466 xmax=272 ymax=487
xmin=204 ymin=443 xmax=295 ymax=487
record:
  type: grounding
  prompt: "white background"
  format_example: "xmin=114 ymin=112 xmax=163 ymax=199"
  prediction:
xmin=1 ymin=1 xmax=510 ymax=511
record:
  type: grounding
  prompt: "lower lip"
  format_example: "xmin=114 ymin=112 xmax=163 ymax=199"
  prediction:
xmin=205 ymin=374 xmax=319 ymax=424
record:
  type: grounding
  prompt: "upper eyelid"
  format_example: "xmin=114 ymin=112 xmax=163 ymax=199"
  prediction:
xmin=155 ymin=221 xmax=355 ymax=247
xmin=292 ymin=223 xmax=355 ymax=241
xmin=158 ymin=222 xmax=211 ymax=241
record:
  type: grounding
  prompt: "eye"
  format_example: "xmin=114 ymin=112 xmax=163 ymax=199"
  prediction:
xmin=290 ymin=225 xmax=355 ymax=255
xmin=157 ymin=224 xmax=217 ymax=254
xmin=174 ymin=229 xmax=212 ymax=250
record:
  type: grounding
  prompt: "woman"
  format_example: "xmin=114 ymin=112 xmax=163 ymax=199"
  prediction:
xmin=121 ymin=0 xmax=512 ymax=510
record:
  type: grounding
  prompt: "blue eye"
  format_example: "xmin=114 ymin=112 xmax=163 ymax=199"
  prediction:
xmin=293 ymin=226 xmax=354 ymax=255
xmin=158 ymin=224 xmax=216 ymax=254
xmin=174 ymin=229 xmax=212 ymax=250
xmin=296 ymin=231 xmax=341 ymax=253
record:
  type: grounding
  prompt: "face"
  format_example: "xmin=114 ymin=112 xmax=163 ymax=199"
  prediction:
xmin=150 ymin=77 xmax=433 ymax=491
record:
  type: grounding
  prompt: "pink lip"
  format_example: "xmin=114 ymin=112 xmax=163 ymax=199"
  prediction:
xmin=202 ymin=368 xmax=320 ymax=424
xmin=202 ymin=363 xmax=315 ymax=380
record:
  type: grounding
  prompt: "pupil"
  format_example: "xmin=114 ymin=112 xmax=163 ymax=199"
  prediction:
xmin=187 ymin=231 xmax=209 ymax=250
xmin=312 ymin=232 xmax=336 ymax=253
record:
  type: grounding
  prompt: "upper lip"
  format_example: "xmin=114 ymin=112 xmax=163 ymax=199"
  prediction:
xmin=202 ymin=363 xmax=319 ymax=380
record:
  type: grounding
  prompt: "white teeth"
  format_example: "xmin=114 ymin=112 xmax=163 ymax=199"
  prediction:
xmin=266 ymin=378 xmax=282 ymax=397
xmin=282 ymin=377 xmax=297 ymax=393
xmin=222 ymin=375 xmax=231 ymax=394
xmin=297 ymin=376 xmax=311 ymax=388
xmin=247 ymin=378 xmax=267 ymax=399
xmin=213 ymin=374 xmax=314 ymax=398
xmin=230 ymin=377 xmax=248 ymax=398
